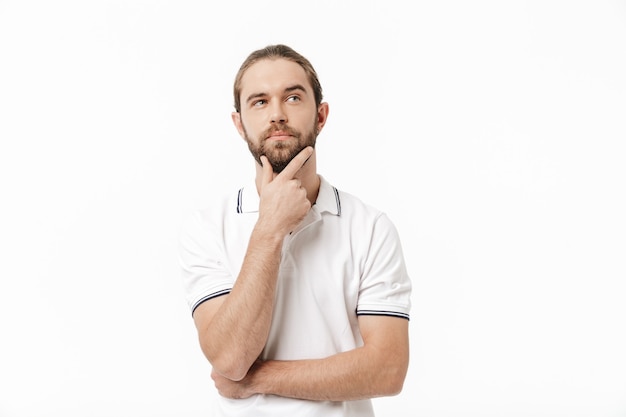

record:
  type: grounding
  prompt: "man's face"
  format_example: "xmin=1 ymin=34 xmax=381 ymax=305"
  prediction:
xmin=233 ymin=58 xmax=322 ymax=173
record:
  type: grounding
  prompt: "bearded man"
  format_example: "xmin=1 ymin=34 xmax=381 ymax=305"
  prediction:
xmin=178 ymin=44 xmax=412 ymax=417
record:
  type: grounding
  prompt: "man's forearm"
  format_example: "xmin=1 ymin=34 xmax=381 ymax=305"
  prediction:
xmin=197 ymin=226 xmax=284 ymax=380
xmin=199 ymin=149 xmax=315 ymax=381
xmin=247 ymin=344 xmax=408 ymax=401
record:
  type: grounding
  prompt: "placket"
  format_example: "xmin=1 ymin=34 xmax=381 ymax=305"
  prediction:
xmin=281 ymin=207 xmax=322 ymax=258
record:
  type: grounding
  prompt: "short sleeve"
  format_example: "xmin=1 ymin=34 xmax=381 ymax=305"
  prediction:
xmin=357 ymin=214 xmax=412 ymax=320
xmin=177 ymin=210 xmax=234 ymax=315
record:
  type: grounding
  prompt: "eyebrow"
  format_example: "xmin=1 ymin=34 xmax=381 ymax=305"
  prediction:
xmin=284 ymin=84 xmax=307 ymax=95
xmin=245 ymin=84 xmax=308 ymax=105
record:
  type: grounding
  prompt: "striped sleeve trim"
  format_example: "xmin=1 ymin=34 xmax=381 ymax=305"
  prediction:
xmin=356 ymin=310 xmax=410 ymax=320
xmin=191 ymin=289 xmax=231 ymax=315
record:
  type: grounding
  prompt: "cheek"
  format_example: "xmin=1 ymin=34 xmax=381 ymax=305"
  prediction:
xmin=240 ymin=113 xmax=264 ymax=136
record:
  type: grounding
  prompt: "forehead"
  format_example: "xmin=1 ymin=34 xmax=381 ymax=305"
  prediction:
xmin=240 ymin=58 xmax=311 ymax=95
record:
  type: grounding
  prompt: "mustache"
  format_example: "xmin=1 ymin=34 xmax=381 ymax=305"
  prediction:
xmin=262 ymin=123 xmax=299 ymax=139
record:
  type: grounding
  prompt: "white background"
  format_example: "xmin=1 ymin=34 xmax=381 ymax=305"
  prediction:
xmin=1 ymin=1 xmax=625 ymax=416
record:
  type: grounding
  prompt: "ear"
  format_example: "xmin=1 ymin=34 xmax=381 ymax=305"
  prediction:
xmin=316 ymin=102 xmax=330 ymax=132
xmin=231 ymin=111 xmax=246 ymax=139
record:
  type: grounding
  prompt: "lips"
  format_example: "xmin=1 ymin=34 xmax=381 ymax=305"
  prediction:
xmin=267 ymin=131 xmax=292 ymax=140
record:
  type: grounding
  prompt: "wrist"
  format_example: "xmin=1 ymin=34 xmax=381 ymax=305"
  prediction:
xmin=247 ymin=360 xmax=271 ymax=396
xmin=251 ymin=222 xmax=287 ymax=246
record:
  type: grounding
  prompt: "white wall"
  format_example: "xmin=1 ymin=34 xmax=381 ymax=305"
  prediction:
xmin=1 ymin=1 xmax=625 ymax=416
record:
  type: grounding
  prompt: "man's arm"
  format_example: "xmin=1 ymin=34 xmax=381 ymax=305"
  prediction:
xmin=193 ymin=148 xmax=314 ymax=381
xmin=192 ymin=226 xmax=283 ymax=381
xmin=211 ymin=315 xmax=410 ymax=401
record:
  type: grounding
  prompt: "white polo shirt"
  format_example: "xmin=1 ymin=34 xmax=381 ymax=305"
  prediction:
xmin=178 ymin=175 xmax=412 ymax=417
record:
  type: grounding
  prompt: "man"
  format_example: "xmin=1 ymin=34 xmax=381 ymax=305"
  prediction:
xmin=178 ymin=44 xmax=412 ymax=417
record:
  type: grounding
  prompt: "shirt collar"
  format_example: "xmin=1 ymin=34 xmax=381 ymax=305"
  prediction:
xmin=236 ymin=175 xmax=341 ymax=216
xmin=315 ymin=175 xmax=341 ymax=216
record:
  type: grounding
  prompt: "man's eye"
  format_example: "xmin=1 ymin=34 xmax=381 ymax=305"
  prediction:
xmin=286 ymin=96 xmax=300 ymax=102
xmin=253 ymin=99 xmax=266 ymax=107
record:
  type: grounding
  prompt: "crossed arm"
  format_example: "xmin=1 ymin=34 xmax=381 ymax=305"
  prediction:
xmin=207 ymin=312 xmax=409 ymax=401
xmin=191 ymin=148 xmax=410 ymax=401
xmin=192 ymin=225 xmax=410 ymax=401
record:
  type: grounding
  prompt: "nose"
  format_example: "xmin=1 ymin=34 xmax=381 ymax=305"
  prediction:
xmin=269 ymin=101 xmax=287 ymax=124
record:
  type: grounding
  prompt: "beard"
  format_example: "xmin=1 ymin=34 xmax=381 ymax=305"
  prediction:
xmin=244 ymin=119 xmax=319 ymax=174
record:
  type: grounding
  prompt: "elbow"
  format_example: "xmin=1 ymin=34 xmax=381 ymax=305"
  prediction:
xmin=378 ymin=359 xmax=408 ymax=397
xmin=212 ymin=362 xmax=249 ymax=382
xmin=384 ymin=373 xmax=406 ymax=396
xmin=200 ymin=343 xmax=251 ymax=381
xmin=377 ymin=369 xmax=406 ymax=397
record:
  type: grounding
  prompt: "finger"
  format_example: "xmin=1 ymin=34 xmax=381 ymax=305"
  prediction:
xmin=260 ymin=155 xmax=274 ymax=187
xmin=277 ymin=146 xmax=313 ymax=180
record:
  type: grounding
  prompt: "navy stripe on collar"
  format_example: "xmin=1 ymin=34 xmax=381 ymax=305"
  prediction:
xmin=235 ymin=177 xmax=341 ymax=215
xmin=333 ymin=187 xmax=341 ymax=216
xmin=236 ymin=188 xmax=243 ymax=213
